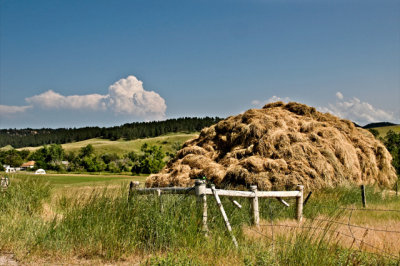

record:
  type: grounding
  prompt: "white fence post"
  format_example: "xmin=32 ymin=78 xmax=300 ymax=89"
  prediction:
xmin=250 ymin=185 xmax=259 ymax=227
xmin=296 ymin=185 xmax=304 ymax=222
xmin=157 ymin=189 xmax=164 ymax=212
xmin=195 ymin=179 xmax=208 ymax=234
xmin=211 ymin=185 xmax=238 ymax=248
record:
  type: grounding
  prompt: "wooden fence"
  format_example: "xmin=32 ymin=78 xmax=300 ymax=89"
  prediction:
xmin=128 ymin=180 xmax=304 ymax=238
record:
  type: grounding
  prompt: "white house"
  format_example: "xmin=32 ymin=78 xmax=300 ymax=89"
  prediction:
xmin=5 ymin=166 xmax=16 ymax=173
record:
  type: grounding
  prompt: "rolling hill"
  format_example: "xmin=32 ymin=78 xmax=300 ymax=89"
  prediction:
xmin=371 ymin=125 xmax=400 ymax=137
xmin=17 ymin=133 xmax=198 ymax=156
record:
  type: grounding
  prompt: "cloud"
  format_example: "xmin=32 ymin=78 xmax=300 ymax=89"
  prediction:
xmin=107 ymin=75 xmax=166 ymax=118
xmin=5 ymin=75 xmax=167 ymax=120
xmin=336 ymin=92 xmax=343 ymax=100
xmin=26 ymin=90 xmax=107 ymax=110
xmin=320 ymin=92 xmax=394 ymax=125
xmin=0 ymin=105 xmax=32 ymax=116
xmin=251 ymin=92 xmax=395 ymax=126
xmin=251 ymin=95 xmax=291 ymax=107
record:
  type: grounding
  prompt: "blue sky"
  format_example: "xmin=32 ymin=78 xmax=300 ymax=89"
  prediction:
xmin=1 ymin=0 xmax=399 ymax=128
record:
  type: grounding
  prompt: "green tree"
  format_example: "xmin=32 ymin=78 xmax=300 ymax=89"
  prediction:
xmin=107 ymin=161 xmax=121 ymax=173
xmin=81 ymin=155 xmax=106 ymax=172
xmin=79 ymin=144 xmax=94 ymax=157
xmin=2 ymin=149 xmax=23 ymax=167
xmin=19 ymin=149 xmax=31 ymax=160
xmin=101 ymin=153 xmax=120 ymax=164
xmin=383 ymin=130 xmax=400 ymax=175
xmin=29 ymin=144 xmax=65 ymax=170
xmin=368 ymin=128 xmax=379 ymax=138
xmin=130 ymin=144 xmax=166 ymax=175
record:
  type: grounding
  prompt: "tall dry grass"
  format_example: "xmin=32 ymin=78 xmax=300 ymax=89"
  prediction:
xmin=0 ymin=175 xmax=399 ymax=264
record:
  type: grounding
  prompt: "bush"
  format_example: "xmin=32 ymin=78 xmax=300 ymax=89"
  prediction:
xmin=131 ymin=144 xmax=166 ymax=175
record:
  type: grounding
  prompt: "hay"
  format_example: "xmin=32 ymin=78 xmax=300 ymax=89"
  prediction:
xmin=146 ymin=102 xmax=397 ymax=190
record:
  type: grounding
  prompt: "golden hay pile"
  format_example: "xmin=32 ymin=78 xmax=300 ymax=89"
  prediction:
xmin=146 ymin=102 xmax=397 ymax=190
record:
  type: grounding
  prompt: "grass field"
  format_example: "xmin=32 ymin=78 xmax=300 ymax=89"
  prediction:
xmin=373 ymin=125 xmax=400 ymax=137
xmin=16 ymin=132 xmax=198 ymax=155
xmin=6 ymin=172 xmax=147 ymax=189
xmin=0 ymin=174 xmax=399 ymax=265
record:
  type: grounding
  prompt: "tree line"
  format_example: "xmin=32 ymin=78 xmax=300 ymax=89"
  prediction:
xmin=0 ymin=143 xmax=170 ymax=175
xmin=0 ymin=117 xmax=222 ymax=148
xmin=369 ymin=129 xmax=400 ymax=177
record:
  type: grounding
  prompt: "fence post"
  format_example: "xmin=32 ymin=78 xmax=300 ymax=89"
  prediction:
xmin=211 ymin=185 xmax=238 ymax=248
xmin=128 ymin=181 xmax=134 ymax=202
xmin=128 ymin=181 xmax=139 ymax=202
xmin=157 ymin=189 xmax=164 ymax=212
xmin=303 ymin=191 xmax=312 ymax=206
xmin=250 ymin=185 xmax=259 ymax=227
xmin=195 ymin=179 xmax=208 ymax=234
xmin=361 ymin=185 xmax=366 ymax=208
xmin=296 ymin=185 xmax=304 ymax=222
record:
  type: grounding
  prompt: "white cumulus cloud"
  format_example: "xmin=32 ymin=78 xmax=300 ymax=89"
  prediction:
xmin=5 ymin=75 xmax=167 ymax=120
xmin=26 ymin=90 xmax=107 ymax=110
xmin=0 ymin=104 xmax=32 ymax=116
xmin=336 ymin=92 xmax=343 ymax=100
xmin=107 ymin=75 xmax=166 ymax=119
xmin=320 ymin=92 xmax=394 ymax=125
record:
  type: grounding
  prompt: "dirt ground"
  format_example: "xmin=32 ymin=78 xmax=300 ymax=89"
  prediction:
xmin=0 ymin=253 xmax=18 ymax=266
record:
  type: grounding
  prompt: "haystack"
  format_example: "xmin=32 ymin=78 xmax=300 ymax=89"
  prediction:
xmin=146 ymin=102 xmax=397 ymax=190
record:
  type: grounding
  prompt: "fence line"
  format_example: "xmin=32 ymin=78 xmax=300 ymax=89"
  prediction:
xmin=249 ymin=225 xmax=399 ymax=261
xmin=129 ymin=180 xmax=400 ymax=261
xmin=311 ymin=205 xmax=400 ymax=213
xmin=129 ymin=180 xmax=305 ymax=225
xmin=311 ymin=217 xmax=400 ymax=234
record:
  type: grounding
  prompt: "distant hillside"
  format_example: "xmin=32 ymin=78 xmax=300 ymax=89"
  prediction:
xmin=17 ymin=133 xmax=198 ymax=156
xmin=363 ymin=122 xmax=397 ymax=129
xmin=371 ymin=125 xmax=400 ymax=137
xmin=0 ymin=117 xmax=222 ymax=149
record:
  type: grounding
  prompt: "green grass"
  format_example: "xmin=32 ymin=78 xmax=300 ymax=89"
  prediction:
xmin=17 ymin=132 xmax=198 ymax=156
xmin=7 ymin=172 xmax=147 ymax=188
xmin=0 ymin=144 xmax=13 ymax=151
xmin=372 ymin=125 xmax=400 ymax=137
xmin=0 ymin=176 xmax=399 ymax=264
xmin=41 ymin=174 xmax=145 ymax=187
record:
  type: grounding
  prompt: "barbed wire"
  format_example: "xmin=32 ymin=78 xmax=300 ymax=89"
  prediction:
xmin=130 ymin=185 xmax=400 ymax=261
xmin=256 ymin=223 xmax=400 ymax=260
xmin=307 ymin=204 xmax=400 ymax=213
xmin=310 ymin=217 xmax=400 ymax=234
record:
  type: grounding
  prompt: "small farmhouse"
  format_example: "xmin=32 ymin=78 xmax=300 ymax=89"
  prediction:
xmin=21 ymin=161 xmax=36 ymax=170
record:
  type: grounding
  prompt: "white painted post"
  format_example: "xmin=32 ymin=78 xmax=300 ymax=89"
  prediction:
xmin=195 ymin=180 xmax=208 ymax=234
xmin=211 ymin=185 xmax=238 ymax=248
xmin=157 ymin=189 xmax=164 ymax=212
xmin=296 ymin=185 xmax=304 ymax=222
xmin=250 ymin=185 xmax=259 ymax=227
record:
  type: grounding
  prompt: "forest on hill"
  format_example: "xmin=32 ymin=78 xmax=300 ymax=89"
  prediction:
xmin=0 ymin=117 xmax=222 ymax=149
xmin=363 ymin=122 xmax=398 ymax=129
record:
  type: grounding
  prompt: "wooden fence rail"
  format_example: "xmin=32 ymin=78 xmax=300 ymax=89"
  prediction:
xmin=129 ymin=180 xmax=304 ymax=226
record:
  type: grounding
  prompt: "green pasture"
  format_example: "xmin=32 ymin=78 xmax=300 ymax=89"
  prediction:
xmin=6 ymin=172 xmax=147 ymax=189
xmin=372 ymin=125 xmax=400 ymax=137
xmin=17 ymin=132 xmax=198 ymax=156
